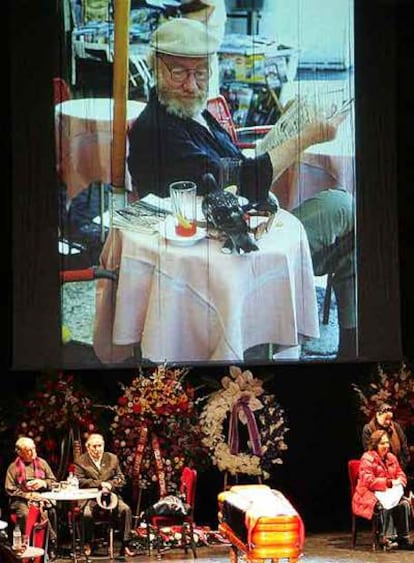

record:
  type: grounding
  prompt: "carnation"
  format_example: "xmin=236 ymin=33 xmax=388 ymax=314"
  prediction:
xmin=109 ymin=365 xmax=210 ymax=496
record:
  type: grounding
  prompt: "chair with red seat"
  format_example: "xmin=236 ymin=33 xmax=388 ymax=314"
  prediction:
xmin=10 ymin=504 xmax=50 ymax=563
xmin=146 ymin=466 xmax=198 ymax=558
xmin=348 ymin=459 xmax=379 ymax=551
xmin=53 ymin=77 xmax=72 ymax=105
xmin=207 ymin=94 xmax=272 ymax=150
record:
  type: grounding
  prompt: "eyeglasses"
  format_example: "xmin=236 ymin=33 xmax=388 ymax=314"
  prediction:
xmin=160 ymin=57 xmax=210 ymax=84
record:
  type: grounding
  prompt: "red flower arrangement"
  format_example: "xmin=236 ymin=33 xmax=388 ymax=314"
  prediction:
xmin=15 ymin=373 xmax=98 ymax=469
xmin=109 ymin=365 xmax=210 ymax=496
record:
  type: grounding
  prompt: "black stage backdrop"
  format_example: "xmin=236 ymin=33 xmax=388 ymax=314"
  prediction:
xmin=3 ymin=0 xmax=414 ymax=536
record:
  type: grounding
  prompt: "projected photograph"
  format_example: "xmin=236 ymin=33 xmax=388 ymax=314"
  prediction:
xmin=57 ymin=0 xmax=356 ymax=367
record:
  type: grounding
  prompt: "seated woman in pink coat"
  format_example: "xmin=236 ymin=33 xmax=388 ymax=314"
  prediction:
xmin=352 ymin=429 xmax=414 ymax=550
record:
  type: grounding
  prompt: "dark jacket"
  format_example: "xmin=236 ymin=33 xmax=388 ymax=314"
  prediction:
xmin=127 ymin=89 xmax=273 ymax=201
xmin=74 ymin=451 xmax=126 ymax=493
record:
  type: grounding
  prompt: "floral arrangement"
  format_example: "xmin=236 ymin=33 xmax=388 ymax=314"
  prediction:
xmin=109 ymin=365 xmax=210 ymax=495
xmin=200 ymin=366 xmax=289 ymax=478
xmin=352 ymin=362 xmax=414 ymax=427
xmin=131 ymin=523 xmax=228 ymax=554
xmin=15 ymin=373 xmax=98 ymax=469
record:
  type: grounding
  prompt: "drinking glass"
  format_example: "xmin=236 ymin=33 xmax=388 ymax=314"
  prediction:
xmin=219 ymin=157 xmax=242 ymax=192
xmin=169 ymin=181 xmax=197 ymax=237
xmin=21 ymin=534 xmax=29 ymax=552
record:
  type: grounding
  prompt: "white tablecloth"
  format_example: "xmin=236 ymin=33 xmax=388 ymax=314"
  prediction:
xmin=55 ymin=98 xmax=146 ymax=200
xmin=40 ymin=487 xmax=99 ymax=502
xmin=93 ymin=209 xmax=319 ymax=363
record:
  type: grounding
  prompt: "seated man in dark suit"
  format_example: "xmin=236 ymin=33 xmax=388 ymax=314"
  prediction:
xmin=74 ymin=433 xmax=133 ymax=558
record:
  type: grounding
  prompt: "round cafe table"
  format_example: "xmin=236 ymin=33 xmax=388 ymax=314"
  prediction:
xmin=94 ymin=208 xmax=319 ymax=364
xmin=16 ymin=546 xmax=45 ymax=560
xmin=40 ymin=488 xmax=99 ymax=563
xmin=55 ymin=98 xmax=146 ymax=241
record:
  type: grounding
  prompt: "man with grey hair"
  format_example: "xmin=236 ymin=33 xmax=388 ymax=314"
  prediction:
xmin=4 ymin=437 xmax=57 ymax=558
xmin=362 ymin=404 xmax=410 ymax=469
xmin=74 ymin=433 xmax=133 ymax=558
xmin=128 ymin=17 xmax=356 ymax=358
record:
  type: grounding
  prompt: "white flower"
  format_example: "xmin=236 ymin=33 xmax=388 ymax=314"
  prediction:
xmin=201 ymin=366 xmax=287 ymax=476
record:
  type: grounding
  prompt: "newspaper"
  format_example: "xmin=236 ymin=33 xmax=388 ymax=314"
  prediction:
xmin=255 ymin=96 xmax=353 ymax=156
xmin=112 ymin=194 xmax=172 ymax=234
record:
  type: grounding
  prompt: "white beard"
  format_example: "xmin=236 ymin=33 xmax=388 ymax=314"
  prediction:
xmin=157 ymin=86 xmax=208 ymax=119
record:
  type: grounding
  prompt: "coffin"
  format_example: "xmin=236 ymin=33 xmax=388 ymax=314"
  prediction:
xmin=218 ymin=484 xmax=304 ymax=561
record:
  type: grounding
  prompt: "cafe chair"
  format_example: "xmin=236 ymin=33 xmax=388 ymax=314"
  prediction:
xmin=87 ymin=491 xmax=119 ymax=559
xmin=10 ymin=505 xmax=50 ymax=563
xmin=31 ymin=518 xmax=50 ymax=563
xmin=207 ymin=95 xmax=272 ymax=150
xmin=146 ymin=466 xmax=198 ymax=559
xmin=348 ymin=459 xmax=379 ymax=551
xmin=53 ymin=77 xmax=72 ymax=105
xmin=60 ymin=266 xmax=118 ymax=285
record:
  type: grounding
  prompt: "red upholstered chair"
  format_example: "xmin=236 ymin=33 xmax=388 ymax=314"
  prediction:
xmin=348 ymin=459 xmax=379 ymax=551
xmin=147 ymin=466 xmax=197 ymax=558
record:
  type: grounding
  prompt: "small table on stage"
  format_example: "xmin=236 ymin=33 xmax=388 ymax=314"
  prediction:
xmin=55 ymin=98 xmax=146 ymax=241
xmin=93 ymin=207 xmax=319 ymax=364
xmin=16 ymin=546 xmax=45 ymax=561
xmin=40 ymin=488 xmax=98 ymax=563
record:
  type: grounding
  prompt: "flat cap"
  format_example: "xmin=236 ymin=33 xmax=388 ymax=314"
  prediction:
xmin=150 ymin=18 xmax=219 ymax=57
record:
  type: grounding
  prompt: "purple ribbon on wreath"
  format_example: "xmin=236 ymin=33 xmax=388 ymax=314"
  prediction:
xmin=228 ymin=395 xmax=262 ymax=456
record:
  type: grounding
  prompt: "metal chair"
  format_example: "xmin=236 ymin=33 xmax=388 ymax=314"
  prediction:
xmin=207 ymin=94 xmax=272 ymax=150
xmin=89 ymin=491 xmax=119 ymax=560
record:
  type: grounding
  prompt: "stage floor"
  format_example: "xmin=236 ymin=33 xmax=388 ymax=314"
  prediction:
xmin=50 ymin=531 xmax=414 ymax=562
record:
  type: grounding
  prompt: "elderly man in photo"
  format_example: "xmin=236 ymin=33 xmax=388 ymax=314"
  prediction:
xmin=128 ymin=18 xmax=356 ymax=358
xmin=127 ymin=17 xmax=356 ymax=358
xmin=4 ymin=437 xmax=58 ymax=559
xmin=74 ymin=433 xmax=133 ymax=558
